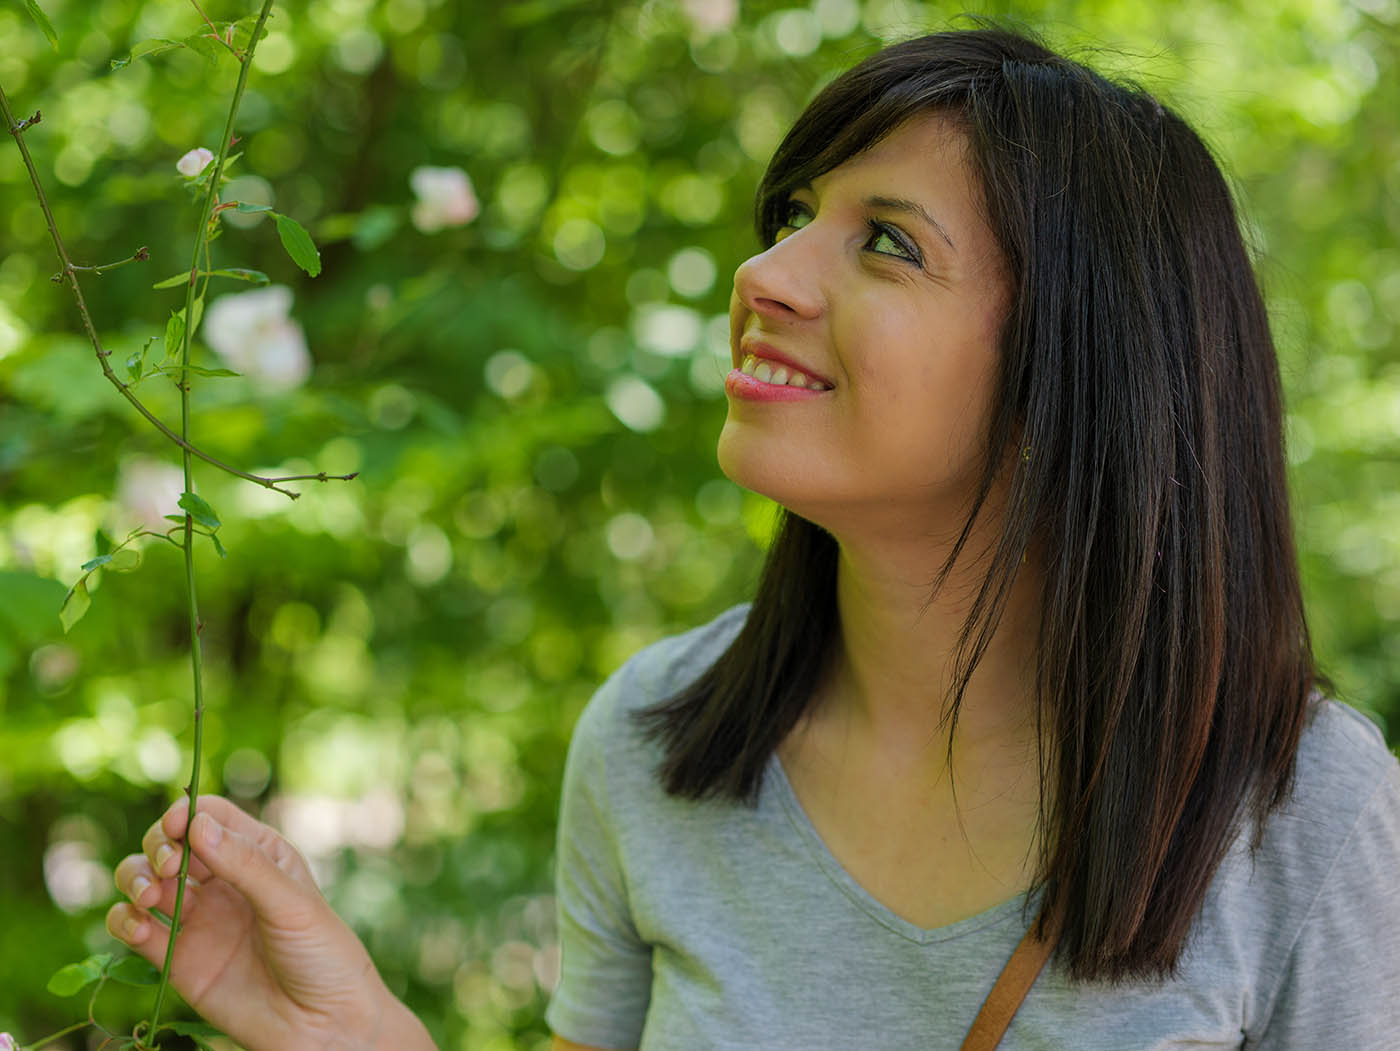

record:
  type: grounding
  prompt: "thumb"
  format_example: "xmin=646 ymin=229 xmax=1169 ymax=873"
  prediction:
xmin=189 ymin=811 xmax=322 ymax=929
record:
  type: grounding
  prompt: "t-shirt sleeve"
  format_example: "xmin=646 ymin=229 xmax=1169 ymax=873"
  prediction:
xmin=1251 ymin=754 xmax=1400 ymax=1049
xmin=545 ymin=675 xmax=653 ymax=1050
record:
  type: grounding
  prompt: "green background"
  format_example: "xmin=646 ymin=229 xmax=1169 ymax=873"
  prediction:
xmin=2 ymin=0 xmax=1397 ymax=1047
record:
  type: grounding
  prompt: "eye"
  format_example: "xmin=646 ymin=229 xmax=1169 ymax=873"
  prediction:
xmin=864 ymin=220 xmax=922 ymax=265
xmin=773 ymin=199 xmax=813 ymax=242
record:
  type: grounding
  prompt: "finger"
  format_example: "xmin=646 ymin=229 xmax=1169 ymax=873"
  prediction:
xmin=162 ymin=794 xmax=268 ymax=845
xmin=115 ymin=853 xmax=204 ymax=921
xmin=165 ymin=795 xmax=317 ymax=888
xmin=183 ymin=810 xmax=323 ymax=929
xmin=106 ymin=901 xmax=172 ymax=970
xmin=140 ymin=822 xmax=213 ymax=883
xmin=114 ymin=853 xmax=158 ymax=908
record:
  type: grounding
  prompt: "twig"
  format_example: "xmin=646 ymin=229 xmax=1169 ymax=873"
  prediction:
xmin=53 ymin=246 xmax=149 ymax=281
xmin=0 ymin=81 xmax=320 ymax=500
xmin=188 ymin=0 xmax=243 ymax=60
xmin=148 ymin=0 xmax=277 ymax=1036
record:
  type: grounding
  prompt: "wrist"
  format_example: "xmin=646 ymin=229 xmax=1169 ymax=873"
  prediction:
xmin=369 ymin=996 xmax=434 ymax=1051
xmin=362 ymin=980 xmax=436 ymax=1051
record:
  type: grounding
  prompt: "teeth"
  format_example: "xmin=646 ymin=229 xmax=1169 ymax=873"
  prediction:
xmin=739 ymin=354 xmax=830 ymax=391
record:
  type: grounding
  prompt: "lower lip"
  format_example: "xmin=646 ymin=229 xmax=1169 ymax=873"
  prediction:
xmin=725 ymin=369 xmax=830 ymax=402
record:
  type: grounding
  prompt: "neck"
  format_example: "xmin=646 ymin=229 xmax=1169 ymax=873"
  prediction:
xmin=813 ymin=520 xmax=1044 ymax=780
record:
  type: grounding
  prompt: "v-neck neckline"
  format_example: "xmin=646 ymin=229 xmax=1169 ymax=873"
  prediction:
xmin=765 ymin=753 xmax=1039 ymax=946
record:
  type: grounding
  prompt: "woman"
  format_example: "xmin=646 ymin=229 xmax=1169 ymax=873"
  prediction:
xmin=108 ymin=26 xmax=1400 ymax=1050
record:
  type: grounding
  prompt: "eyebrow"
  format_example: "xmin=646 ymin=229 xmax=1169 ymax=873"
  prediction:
xmin=863 ymin=195 xmax=957 ymax=251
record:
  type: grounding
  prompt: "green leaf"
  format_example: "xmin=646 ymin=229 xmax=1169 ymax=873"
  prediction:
xmin=78 ymin=548 xmax=138 ymax=573
xmin=108 ymin=547 xmax=141 ymax=572
xmin=164 ymin=311 xmax=184 ymax=358
xmin=209 ymin=267 xmax=270 ymax=285
xmin=46 ymin=953 xmax=112 ymax=996
xmin=59 ymin=578 xmax=91 ymax=634
xmin=163 ymin=514 xmax=187 ymax=524
xmin=274 ymin=213 xmax=322 ymax=277
xmin=228 ymin=13 xmax=269 ymax=51
xmin=111 ymin=38 xmax=183 ymax=71
xmin=126 ymin=335 xmax=156 ymax=381
xmin=153 ymin=271 xmax=192 ymax=290
xmin=235 ymin=201 xmax=273 ymax=214
xmin=210 ymin=533 xmax=228 ymax=559
xmin=178 ymin=492 xmax=221 ymax=530
xmin=183 ymin=32 xmax=222 ymax=63
xmin=153 ymin=364 xmax=241 ymax=380
xmin=23 ymin=0 xmax=58 ymax=49
xmin=106 ymin=955 xmax=161 ymax=986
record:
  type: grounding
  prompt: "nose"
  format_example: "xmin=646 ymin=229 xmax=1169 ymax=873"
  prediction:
xmin=731 ymin=234 xmax=825 ymax=323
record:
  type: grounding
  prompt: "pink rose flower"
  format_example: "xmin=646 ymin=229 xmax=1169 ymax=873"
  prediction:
xmin=409 ymin=166 xmax=479 ymax=233
xmin=177 ymin=147 xmax=215 ymax=176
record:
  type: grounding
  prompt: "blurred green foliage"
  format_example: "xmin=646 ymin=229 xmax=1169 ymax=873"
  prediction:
xmin=1 ymin=0 xmax=1397 ymax=1047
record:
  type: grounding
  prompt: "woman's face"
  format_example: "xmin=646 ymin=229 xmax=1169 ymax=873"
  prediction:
xmin=717 ymin=113 xmax=1011 ymax=540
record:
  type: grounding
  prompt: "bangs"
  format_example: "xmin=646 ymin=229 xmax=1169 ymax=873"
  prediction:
xmin=754 ymin=80 xmax=968 ymax=245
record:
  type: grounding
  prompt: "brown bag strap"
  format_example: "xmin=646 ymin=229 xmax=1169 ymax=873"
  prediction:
xmin=959 ymin=925 xmax=1055 ymax=1051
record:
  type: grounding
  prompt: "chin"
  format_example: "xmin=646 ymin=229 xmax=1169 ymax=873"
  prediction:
xmin=716 ymin=422 xmax=839 ymax=528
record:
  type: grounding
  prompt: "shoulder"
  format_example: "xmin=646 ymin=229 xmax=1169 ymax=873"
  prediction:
xmin=568 ymin=603 xmax=750 ymax=752
xmin=1193 ymin=699 xmax=1398 ymax=950
xmin=562 ymin=598 xmax=750 ymax=772
xmin=1273 ymin=699 xmax=1398 ymax=843
xmin=1236 ymin=702 xmax=1400 ymax=1041
xmin=1241 ymin=699 xmax=1399 ymax=895
xmin=1210 ymin=698 xmax=1400 ymax=952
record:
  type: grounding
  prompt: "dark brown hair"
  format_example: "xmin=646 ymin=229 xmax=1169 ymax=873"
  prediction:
xmin=637 ymin=25 xmax=1322 ymax=982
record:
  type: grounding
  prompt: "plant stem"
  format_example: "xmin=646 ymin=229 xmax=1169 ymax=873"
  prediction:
xmin=0 ymin=83 xmax=350 ymax=500
xmin=21 ymin=1019 xmax=91 ymax=1050
xmin=146 ymin=0 xmax=277 ymax=1036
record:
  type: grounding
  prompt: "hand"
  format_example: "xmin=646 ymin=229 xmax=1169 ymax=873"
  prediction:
xmin=107 ymin=794 xmax=434 ymax=1051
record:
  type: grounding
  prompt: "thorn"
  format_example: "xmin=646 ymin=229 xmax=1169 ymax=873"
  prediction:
xmin=135 ymin=246 xmax=149 ymax=261
xmin=197 ymin=618 xmax=205 ymax=636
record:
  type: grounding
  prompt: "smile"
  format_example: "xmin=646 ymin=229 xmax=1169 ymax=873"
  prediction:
xmin=739 ymin=354 xmax=833 ymax=391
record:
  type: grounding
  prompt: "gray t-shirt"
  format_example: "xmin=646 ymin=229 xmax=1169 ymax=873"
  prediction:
xmin=547 ymin=605 xmax=1400 ymax=1050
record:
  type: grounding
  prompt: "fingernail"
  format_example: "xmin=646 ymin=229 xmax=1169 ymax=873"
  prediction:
xmin=122 ymin=914 xmax=141 ymax=939
xmin=130 ymin=875 xmax=151 ymax=902
xmin=197 ymin=813 xmax=222 ymax=848
xmin=155 ymin=844 xmax=173 ymax=871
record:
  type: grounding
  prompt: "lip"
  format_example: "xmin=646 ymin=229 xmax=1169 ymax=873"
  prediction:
xmin=725 ymin=369 xmax=828 ymax=402
xmin=737 ymin=340 xmax=834 ymax=389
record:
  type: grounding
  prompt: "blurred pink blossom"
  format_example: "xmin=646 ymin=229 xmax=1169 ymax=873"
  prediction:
xmin=117 ymin=457 xmax=185 ymax=532
xmin=682 ymin=0 xmax=738 ymax=34
xmin=409 ymin=166 xmax=479 ymax=233
xmin=177 ymin=147 xmax=215 ymax=176
xmin=203 ymin=286 xmax=312 ymax=394
xmin=0 ymin=1033 xmax=17 ymax=1051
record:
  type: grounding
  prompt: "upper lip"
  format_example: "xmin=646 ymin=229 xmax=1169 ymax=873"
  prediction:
xmin=737 ymin=339 xmax=834 ymax=387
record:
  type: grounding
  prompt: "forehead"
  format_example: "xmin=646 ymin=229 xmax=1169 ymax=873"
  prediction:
xmin=809 ymin=113 xmax=988 ymax=243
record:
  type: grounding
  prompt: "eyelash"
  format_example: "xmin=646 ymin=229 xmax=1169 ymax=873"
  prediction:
xmin=775 ymin=201 xmax=923 ymax=267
